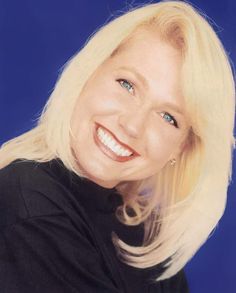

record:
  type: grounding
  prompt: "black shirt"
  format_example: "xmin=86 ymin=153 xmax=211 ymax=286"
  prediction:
xmin=0 ymin=158 xmax=189 ymax=292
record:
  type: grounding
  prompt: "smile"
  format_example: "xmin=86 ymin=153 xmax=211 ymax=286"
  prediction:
xmin=94 ymin=123 xmax=140 ymax=162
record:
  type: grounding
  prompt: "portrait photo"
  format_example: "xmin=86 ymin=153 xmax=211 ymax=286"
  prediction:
xmin=0 ymin=1 xmax=235 ymax=292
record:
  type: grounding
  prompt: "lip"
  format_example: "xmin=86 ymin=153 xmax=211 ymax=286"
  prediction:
xmin=94 ymin=122 xmax=140 ymax=162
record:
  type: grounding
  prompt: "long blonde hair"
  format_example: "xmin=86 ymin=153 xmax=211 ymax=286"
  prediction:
xmin=0 ymin=1 xmax=235 ymax=281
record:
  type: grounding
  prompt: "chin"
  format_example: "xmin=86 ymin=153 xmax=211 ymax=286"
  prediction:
xmin=74 ymin=157 xmax=117 ymax=186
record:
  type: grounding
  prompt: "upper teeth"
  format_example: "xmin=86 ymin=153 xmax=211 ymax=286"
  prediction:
xmin=97 ymin=127 xmax=133 ymax=157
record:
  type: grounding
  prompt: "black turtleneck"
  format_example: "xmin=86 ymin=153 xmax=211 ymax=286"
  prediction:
xmin=0 ymin=158 xmax=189 ymax=293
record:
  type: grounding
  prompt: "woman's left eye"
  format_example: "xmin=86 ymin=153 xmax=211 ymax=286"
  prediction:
xmin=160 ymin=112 xmax=178 ymax=128
xmin=117 ymin=79 xmax=134 ymax=94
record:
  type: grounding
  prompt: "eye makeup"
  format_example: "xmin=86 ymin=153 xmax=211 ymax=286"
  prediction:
xmin=160 ymin=112 xmax=179 ymax=128
xmin=117 ymin=78 xmax=135 ymax=94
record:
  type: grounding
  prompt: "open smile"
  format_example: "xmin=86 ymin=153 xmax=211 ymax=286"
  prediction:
xmin=93 ymin=122 xmax=140 ymax=162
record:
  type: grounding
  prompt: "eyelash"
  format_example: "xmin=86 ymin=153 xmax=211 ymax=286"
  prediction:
xmin=160 ymin=112 xmax=178 ymax=128
xmin=117 ymin=78 xmax=135 ymax=94
xmin=117 ymin=78 xmax=179 ymax=128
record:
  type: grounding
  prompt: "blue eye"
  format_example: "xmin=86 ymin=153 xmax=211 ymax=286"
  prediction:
xmin=160 ymin=112 xmax=178 ymax=128
xmin=117 ymin=79 xmax=178 ymax=128
xmin=117 ymin=79 xmax=134 ymax=94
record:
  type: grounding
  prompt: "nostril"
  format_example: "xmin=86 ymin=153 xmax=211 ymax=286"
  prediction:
xmin=118 ymin=109 xmax=147 ymax=139
xmin=121 ymin=123 xmax=142 ymax=139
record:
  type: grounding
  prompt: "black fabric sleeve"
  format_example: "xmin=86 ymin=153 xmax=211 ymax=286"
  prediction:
xmin=147 ymin=268 xmax=189 ymax=293
xmin=0 ymin=214 xmax=122 ymax=293
xmin=159 ymin=269 xmax=189 ymax=293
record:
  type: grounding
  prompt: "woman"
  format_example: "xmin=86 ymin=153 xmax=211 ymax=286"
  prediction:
xmin=0 ymin=1 xmax=235 ymax=292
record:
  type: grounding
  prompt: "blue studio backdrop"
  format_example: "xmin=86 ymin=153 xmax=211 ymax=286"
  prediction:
xmin=0 ymin=1 xmax=235 ymax=292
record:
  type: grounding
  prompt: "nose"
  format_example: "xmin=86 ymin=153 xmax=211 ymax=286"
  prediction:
xmin=118 ymin=106 xmax=149 ymax=139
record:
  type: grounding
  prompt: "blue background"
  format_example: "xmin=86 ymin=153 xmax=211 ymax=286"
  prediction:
xmin=0 ymin=1 xmax=235 ymax=292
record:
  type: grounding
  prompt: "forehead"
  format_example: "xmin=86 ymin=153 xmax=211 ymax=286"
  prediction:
xmin=111 ymin=27 xmax=181 ymax=60
xmin=105 ymin=29 xmax=182 ymax=78
xmin=105 ymin=29 xmax=183 ymax=96
xmin=103 ymin=30 xmax=189 ymax=127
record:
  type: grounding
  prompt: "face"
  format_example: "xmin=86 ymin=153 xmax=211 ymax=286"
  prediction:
xmin=70 ymin=29 xmax=190 ymax=188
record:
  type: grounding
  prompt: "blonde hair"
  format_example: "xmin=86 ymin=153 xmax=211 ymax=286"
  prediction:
xmin=0 ymin=0 xmax=235 ymax=282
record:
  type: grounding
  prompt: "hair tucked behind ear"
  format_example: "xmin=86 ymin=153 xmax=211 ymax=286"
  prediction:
xmin=0 ymin=1 xmax=235 ymax=282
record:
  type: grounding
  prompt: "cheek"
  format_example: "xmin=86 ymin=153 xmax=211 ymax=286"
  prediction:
xmin=147 ymin=127 xmax=182 ymax=160
xmin=78 ymin=75 xmax=138 ymax=116
xmin=84 ymin=88 xmax=126 ymax=115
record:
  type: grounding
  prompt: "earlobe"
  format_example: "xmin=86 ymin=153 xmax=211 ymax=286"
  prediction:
xmin=169 ymin=139 xmax=188 ymax=164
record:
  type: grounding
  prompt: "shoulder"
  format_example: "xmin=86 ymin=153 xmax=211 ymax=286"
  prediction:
xmin=0 ymin=160 xmax=123 ymax=292
xmin=0 ymin=159 xmax=75 ymax=230
xmin=158 ymin=269 xmax=189 ymax=293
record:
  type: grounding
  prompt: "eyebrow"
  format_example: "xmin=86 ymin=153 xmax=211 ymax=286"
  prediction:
xmin=117 ymin=66 xmax=184 ymax=116
xmin=117 ymin=66 xmax=149 ymax=90
xmin=160 ymin=102 xmax=184 ymax=116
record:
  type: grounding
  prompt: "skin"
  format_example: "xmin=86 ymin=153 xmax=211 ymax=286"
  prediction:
xmin=70 ymin=29 xmax=190 ymax=188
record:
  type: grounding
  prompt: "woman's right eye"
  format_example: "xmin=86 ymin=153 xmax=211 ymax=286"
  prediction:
xmin=117 ymin=79 xmax=135 ymax=95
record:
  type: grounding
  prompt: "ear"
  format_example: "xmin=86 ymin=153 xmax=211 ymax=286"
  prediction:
xmin=178 ymin=138 xmax=190 ymax=154
xmin=169 ymin=136 xmax=190 ymax=161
